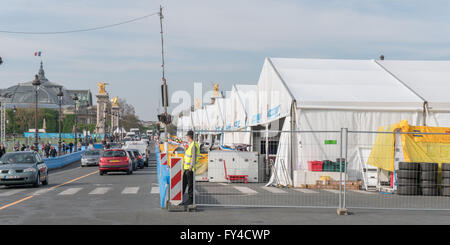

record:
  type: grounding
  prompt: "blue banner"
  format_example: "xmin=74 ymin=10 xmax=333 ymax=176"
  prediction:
xmin=23 ymin=132 xmax=105 ymax=139
xmin=268 ymin=105 xmax=280 ymax=119
xmin=251 ymin=113 xmax=261 ymax=124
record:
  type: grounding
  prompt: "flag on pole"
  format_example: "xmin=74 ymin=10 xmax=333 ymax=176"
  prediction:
xmin=34 ymin=51 xmax=42 ymax=57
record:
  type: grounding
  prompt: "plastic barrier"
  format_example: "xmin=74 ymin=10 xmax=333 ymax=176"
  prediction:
xmin=156 ymin=144 xmax=170 ymax=208
xmin=43 ymin=149 xmax=86 ymax=170
xmin=169 ymin=157 xmax=183 ymax=205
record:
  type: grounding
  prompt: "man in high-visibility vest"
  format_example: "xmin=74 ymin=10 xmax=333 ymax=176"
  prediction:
xmin=180 ymin=130 xmax=199 ymax=206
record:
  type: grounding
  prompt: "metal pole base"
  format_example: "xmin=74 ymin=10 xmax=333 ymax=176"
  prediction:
xmin=167 ymin=203 xmax=197 ymax=212
xmin=336 ymin=208 xmax=348 ymax=216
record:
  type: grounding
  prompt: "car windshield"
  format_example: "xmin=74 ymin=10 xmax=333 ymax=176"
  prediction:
xmin=84 ymin=150 xmax=101 ymax=156
xmin=103 ymin=151 xmax=126 ymax=157
xmin=0 ymin=153 xmax=36 ymax=164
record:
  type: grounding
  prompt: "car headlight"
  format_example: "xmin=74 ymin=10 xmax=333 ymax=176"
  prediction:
xmin=23 ymin=168 xmax=36 ymax=172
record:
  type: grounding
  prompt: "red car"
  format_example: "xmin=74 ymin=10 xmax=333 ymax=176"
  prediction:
xmin=99 ymin=149 xmax=133 ymax=175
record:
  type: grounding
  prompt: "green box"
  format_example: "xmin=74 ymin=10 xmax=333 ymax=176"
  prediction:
xmin=332 ymin=161 xmax=346 ymax=172
xmin=324 ymin=140 xmax=337 ymax=145
xmin=322 ymin=160 xmax=334 ymax=172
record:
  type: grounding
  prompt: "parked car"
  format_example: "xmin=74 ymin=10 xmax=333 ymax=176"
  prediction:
xmin=130 ymin=149 xmax=144 ymax=169
xmin=81 ymin=149 xmax=103 ymax=167
xmin=0 ymin=152 xmax=48 ymax=187
xmin=125 ymin=150 xmax=138 ymax=171
xmin=99 ymin=149 xmax=133 ymax=175
xmin=124 ymin=141 xmax=149 ymax=166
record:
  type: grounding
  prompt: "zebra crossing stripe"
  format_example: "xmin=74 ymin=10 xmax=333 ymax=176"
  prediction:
xmin=150 ymin=187 xmax=160 ymax=194
xmin=89 ymin=187 xmax=111 ymax=195
xmin=233 ymin=186 xmax=258 ymax=194
xmin=122 ymin=187 xmax=139 ymax=194
xmin=58 ymin=188 xmax=82 ymax=195
xmin=0 ymin=189 xmax=25 ymax=196
xmin=294 ymin=189 xmax=318 ymax=194
xmin=261 ymin=186 xmax=287 ymax=194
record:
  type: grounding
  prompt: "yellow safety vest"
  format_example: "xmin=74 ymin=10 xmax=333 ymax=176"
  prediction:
xmin=184 ymin=141 xmax=200 ymax=170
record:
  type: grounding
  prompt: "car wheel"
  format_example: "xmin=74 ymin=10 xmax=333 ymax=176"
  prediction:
xmin=397 ymin=170 xmax=419 ymax=179
xmin=396 ymin=185 xmax=418 ymax=195
xmin=442 ymin=163 xmax=450 ymax=172
xmin=33 ymin=173 xmax=40 ymax=188
xmin=99 ymin=171 xmax=104 ymax=176
xmin=398 ymin=162 xmax=419 ymax=171
xmin=419 ymin=162 xmax=438 ymax=172
xmin=42 ymin=174 xmax=48 ymax=186
xmin=420 ymin=171 xmax=438 ymax=181
xmin=442 ymin=171 xmax=450 ymax=179
xmin=421 ymin=187 xmax=438 ymax=196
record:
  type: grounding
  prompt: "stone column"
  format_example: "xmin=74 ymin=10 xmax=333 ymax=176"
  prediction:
xmin=96 ymin=93 xmax=109 ymax=135
xmin=111 ymin=105 xmax=119 ymax=135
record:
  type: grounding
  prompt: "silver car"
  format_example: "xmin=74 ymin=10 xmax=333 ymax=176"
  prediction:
xmin=0 ymin=152 xmax=48 ymax=187
xmin=81 ymin=149 xmax=103 ymax=167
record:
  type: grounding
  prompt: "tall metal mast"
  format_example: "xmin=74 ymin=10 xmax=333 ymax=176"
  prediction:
xmin=159 ymin=5 xmax=169 ymax=152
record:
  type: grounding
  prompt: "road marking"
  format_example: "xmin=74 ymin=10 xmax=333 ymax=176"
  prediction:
xmin=233 ymin=186 xmax=258 ymax=194
xmin=294 ymin=189 xmax=319 ymax=194
xmin=58 ymin=187 xmax=83 ymax=195
xmin=0 ymin=170 xmax=98 ymax=212
xmin=89 ymin=187 xmax=111 ymax=195
xmin=351 ymin=190 xmax=376 ymax=195
xmin=0 ymin=189 xmax=26 ymax=196
xmin=323 ymin=189 xmax=340 ymax=194
xmin=49 ymin=170 xmax=98 ymax=190
xmin=32 ymin=189 xmax=51 ymax=196
xmin=0 ymin=195 xmax=34 ymax=211
xmin=217 ymin=183 xmax=228 ymax=186
xmin=261 ymin=186 xmax=288 ymax=194
xmin=122 ymin=187 xmax=139 ymax=194
xmin=150 ymin=187 xmax=160 ymax=194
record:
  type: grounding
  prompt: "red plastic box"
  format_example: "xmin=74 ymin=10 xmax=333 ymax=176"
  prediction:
xmin=308 ymin=161 xmax=323 ymax=171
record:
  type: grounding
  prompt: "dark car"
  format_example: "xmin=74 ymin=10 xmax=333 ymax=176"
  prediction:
xmin=125 ymin=150 xmax=138 ymax=171
xmin=0 ymin=152 xmax=48 ymax=187
xmin=130 ymin=149 xmax=144 ymax=169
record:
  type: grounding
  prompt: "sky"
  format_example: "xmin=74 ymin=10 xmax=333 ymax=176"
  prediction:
xmin=1 ymin=0 xmax=450 ymax=121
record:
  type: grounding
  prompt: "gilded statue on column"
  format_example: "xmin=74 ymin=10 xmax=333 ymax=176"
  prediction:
xmin=112 ymin=97 xmax=119 ymax=107
xmin=97 ymin=82 xmax=108 ymax=95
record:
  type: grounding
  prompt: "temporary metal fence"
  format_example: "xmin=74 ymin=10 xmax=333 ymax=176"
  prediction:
xmin=157 ymin=128 xmax=450 ymax=212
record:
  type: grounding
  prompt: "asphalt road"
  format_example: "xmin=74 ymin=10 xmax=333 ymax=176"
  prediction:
xmin=1 ymin=160 xmax=450 ymax=225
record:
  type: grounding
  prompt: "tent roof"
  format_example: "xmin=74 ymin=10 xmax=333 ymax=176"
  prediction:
xmin=378 ymin=60 xmax=450 ymax=104
xmin=268 ymin=58 xmax=425 ymax=109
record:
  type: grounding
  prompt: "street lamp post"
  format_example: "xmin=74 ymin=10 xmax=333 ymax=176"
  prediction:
xmin=72 ymin=93 xmax=78 ymax=152
xmin=12 ymin=105 xmax=16 ymax=148
xmin=32 ymin=75 xmax=41 ymax=151
xmin=57 ymin=87 xmax=63 ymax=156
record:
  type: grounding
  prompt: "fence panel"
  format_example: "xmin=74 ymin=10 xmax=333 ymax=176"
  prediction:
xmin=346 ymin=131 xmax=450 ymax=210
xmin=193 ymin=129 xmax=344 ymax=208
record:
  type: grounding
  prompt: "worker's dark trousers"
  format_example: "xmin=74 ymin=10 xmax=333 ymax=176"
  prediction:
xmin=182 ymin=170 xmax=194 ymax=204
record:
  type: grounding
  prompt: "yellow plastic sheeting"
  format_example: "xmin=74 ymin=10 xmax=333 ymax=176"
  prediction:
xmin=366 ymin=125 xmax=397 ymax=172
xmin=367 ymin=120 xmax=450 ymax=172
xmin=399 ymin=122 xmax=450 ymax=168
xmin=397 ymin=120 xmax=450 ymax=144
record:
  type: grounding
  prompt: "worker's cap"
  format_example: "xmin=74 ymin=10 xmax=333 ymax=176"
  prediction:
xmin=186 ymin=130 xmax=194 ymax=138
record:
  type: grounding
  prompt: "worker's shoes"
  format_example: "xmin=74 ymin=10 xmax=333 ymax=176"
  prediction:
xmin=179 ymin=200 xmax=193 ymax=206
